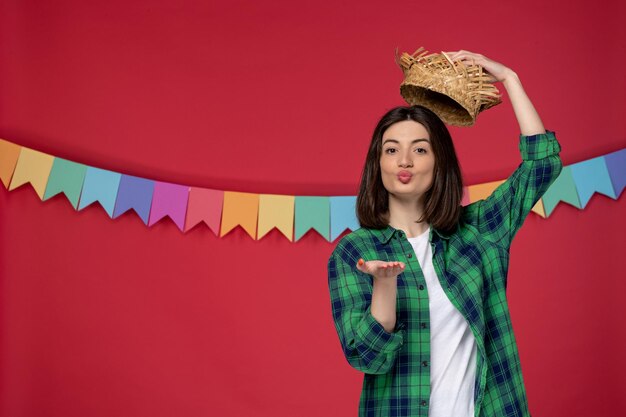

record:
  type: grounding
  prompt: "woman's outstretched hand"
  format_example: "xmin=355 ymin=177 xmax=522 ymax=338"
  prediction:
xmin=444 ymin=50 xmax=515 ymax=84
xmin=358 ymin=258 xmax=404 ymax=332
xmin=357 ymin=258 xmax=405 ymax=279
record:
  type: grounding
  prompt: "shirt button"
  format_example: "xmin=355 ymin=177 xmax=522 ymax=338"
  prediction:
xmin=421 ymin=400 xmax=427 ymax=406
xmin=419 ymin=284 xmax=424 ymax=290
xmin=407 ymin=253 xmax=413 ymax=258
xmin=422 ymin=361 xmax=429 ymax=367
xmin=420 ymin=323 xmax=427 ymax=329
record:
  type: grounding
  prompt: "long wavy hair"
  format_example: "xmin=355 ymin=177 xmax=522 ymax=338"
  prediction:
xmin=356 ymin=105 xmax=463 ymax=233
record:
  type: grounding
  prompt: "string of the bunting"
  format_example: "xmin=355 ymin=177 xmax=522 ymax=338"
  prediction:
xmin=1 ymin=138 xmax=624 ymax=242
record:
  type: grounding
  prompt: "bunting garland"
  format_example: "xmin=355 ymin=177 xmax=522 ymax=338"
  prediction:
xmin=1 ymin=138 xmax=624 ymax=242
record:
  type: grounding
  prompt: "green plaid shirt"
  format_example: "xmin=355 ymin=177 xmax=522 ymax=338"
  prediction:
xmin=328 ymin=131 xmax=562 ymax=417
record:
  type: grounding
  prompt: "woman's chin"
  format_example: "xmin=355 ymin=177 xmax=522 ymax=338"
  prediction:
xmin=388 ymin=189 xmax=422 ymax=199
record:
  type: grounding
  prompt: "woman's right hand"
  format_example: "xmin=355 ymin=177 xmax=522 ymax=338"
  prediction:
xmin=356 ymin=258 xmax=405 ymax=279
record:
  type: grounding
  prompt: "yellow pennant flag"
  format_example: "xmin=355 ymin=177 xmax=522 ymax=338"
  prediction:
xmin=530 ymin=199 xmax=546 ymax=218
xmin=258 ymin=194 xmax=295 ymax=241
xmin=9 ymin=147 xmax=55 ymax=199
xmin=0 ymin=139 xmax=22 ymax=188
xmin=220 ymin=191 xmax=259 ymax=239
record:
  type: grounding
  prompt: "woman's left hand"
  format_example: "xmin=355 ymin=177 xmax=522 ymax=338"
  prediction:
xmin=444 ymin=50 xmax=514 ymax=84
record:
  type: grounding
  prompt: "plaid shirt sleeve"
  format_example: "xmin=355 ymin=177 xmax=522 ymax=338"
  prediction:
xmin=463 ymin=130 xmax=563 ymax=250
xmin=328 ymin=240 xmax=406 ymax=375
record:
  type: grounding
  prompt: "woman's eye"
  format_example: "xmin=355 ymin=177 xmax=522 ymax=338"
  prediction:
xmin=415 ymin=148 xmax=427 ymax=154
xmin=384 ymin=148 xmax=396 ymax=154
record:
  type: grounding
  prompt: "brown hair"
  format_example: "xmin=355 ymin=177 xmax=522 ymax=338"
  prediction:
xmin=356 ymin=105 xmax=463 ymax=233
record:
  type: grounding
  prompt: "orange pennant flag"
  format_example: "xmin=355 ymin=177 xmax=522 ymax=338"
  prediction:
xmin=468 ymin=179 xmax=545 ymax=217
xmin=0 ymin=139 xmax=22 ymax=188
xmin=220 ymin=191 xmax=259 ymax=239
xmin=467 ymin=179 xmax=506 ymax=202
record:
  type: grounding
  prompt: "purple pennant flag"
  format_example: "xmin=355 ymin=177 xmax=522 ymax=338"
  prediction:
xmin=604 ymin=148 xmax=626 ymax=198
xmin=148 ymin=182 xmax=190 ymax=231
xmin=113 ymin=175 xmax=155 ymax=224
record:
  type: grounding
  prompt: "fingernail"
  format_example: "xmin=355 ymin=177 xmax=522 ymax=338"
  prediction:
xmin=358 ymin=258 xmax=364 ymax=266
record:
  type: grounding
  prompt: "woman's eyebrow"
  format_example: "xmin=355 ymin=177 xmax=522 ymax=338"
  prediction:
xmin=382 ymin=138 xmax=430 ymax=145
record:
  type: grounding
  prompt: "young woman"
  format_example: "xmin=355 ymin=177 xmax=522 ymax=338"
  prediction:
xmin=327 ymin=50 xmax=563 ymax=417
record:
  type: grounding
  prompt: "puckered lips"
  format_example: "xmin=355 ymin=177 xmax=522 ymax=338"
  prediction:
xmin=397 ymin=170 xmax=413 ymax=184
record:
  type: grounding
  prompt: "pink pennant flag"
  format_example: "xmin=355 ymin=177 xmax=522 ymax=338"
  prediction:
xmin=184 ymin=187 xmax=224 ymax=235
xmin=148 ymin=182 xmax=190 ymax=231
xmin=461 ymin=186 xmax=470 ymax=206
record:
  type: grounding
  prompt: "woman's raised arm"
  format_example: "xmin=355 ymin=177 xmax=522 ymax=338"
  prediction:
xmin=447 ymin=50 xmax=563 ymax=252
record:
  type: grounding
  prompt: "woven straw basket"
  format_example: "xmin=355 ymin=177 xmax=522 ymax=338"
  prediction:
xmin=395 ymin=47 xmax=502 ymax=126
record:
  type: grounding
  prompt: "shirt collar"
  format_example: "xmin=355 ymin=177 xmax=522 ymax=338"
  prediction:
xmin=372 ymin=223 xmax=453 ymax=244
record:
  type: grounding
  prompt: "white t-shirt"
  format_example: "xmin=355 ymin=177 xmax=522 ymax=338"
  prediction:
xmin=407 ymin=226 xmax=478 ymax=417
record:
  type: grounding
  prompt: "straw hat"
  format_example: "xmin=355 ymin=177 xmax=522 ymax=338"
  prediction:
xmin=395 ymin=47 xmax=502 ymax=126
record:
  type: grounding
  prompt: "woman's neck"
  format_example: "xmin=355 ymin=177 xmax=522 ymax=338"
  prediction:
xmin=387 ymin=195 xmax=429 ymax=238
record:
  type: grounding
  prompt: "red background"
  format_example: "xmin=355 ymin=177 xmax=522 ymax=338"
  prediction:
xmin=1 ymin=1 xmax=625 ymax=416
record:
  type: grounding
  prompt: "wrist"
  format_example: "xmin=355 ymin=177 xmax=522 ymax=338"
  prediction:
xmin=502 ymin=69 xmax=520 ymax=87
xmin=373 ymin=275 xmax=398 ymax=287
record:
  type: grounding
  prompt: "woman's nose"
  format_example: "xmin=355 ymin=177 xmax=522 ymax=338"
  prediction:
xmin=398 ymin=151 xmax=413 ymax=167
